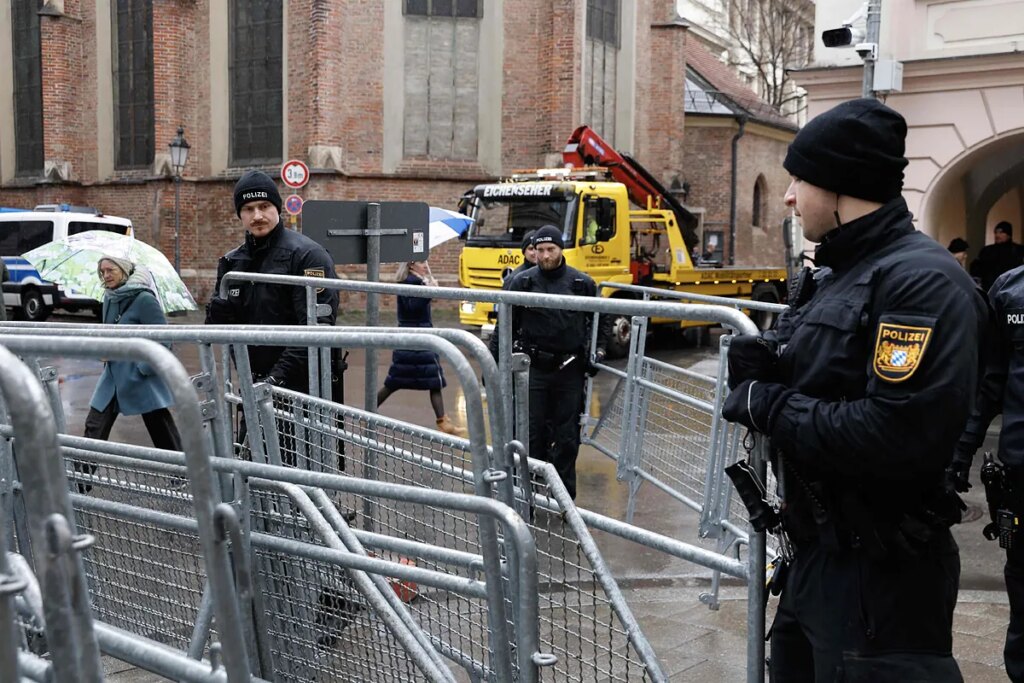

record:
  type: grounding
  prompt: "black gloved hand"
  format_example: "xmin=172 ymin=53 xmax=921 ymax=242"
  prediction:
xmin=206 ymin=296 xmax=239 ymax=324
xmin=946 ymin=452 xmax=973 ymax=493
xmin=727 ymin=334 xmax=779 ymax=390
xmin=255 ymin=375 xmax=283 ymax=387
xmin=587 ymin=348 xmax=607 ymax=377
xmin=721 ymin=380 xmax=790 ymax=434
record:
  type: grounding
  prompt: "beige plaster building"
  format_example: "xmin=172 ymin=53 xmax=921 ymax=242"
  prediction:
xmin=796 ymin=0 xmax=1024 ymax=258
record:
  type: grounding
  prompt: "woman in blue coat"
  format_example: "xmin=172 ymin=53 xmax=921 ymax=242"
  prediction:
xmin=377 ymin=260 xmax=465 ymax=436
xmin=83 ymin=256 xmax=182 ymax=452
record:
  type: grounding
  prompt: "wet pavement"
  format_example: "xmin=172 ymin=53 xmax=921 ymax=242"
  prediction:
xmin=34 ymin=312 xmax=1017 ymax=680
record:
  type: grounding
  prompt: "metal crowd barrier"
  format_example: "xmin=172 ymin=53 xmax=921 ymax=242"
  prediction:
xmin=1 ymin=275 xmax=774 ymax=682
xmin=0 ymin=336 xmax=262 ymax=682
xmin=214 ymin=273 xmax=771 ymax=681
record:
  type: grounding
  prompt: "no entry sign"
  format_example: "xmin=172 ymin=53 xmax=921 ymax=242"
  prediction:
xmin=281 ymin=159 xmax=310 ymax=189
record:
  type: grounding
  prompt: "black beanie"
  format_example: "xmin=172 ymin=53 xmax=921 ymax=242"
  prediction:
xmin=521 ymin=230 xmax=537 ymax=252
xmin=233 ymin=170 xmax=283 ymax=217
xmin=947 ymin=237 xmax=969 ymax=254
xmin=531 ymin=225 xmax=564 ymax=249
xmin=995 ymin=221 xmax=1013 ymax=238
xmin=784 ymin=98 xmax=908 ymax=203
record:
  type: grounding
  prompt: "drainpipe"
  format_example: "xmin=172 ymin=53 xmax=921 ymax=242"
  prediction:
xmin=729 ymin=115 xmax=748 ymax=265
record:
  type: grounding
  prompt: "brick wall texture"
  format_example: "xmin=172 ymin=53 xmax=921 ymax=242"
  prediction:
xmin=1 ymin=0 xmax=791 ymax=310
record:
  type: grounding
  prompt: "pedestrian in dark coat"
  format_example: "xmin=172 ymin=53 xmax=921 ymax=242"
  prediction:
xmin=971 ymin=221 xmax=1024 ymax=291
xmin=378 ymin=260 xmax=466 ymax=436
xmin=723 ymin=98 xmax=986 ymax=682
xmin=378 ymin=262 xmax=466 ymax=438
xmin=79 ymin=256 xmax=182 ymax=491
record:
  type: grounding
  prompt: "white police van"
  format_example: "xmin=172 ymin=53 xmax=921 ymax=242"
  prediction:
xmin=0 ymin=205 xmax=134 ymax=321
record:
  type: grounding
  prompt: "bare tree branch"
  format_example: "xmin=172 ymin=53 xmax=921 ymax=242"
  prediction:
xmin=712 ymin=0 xmax=814 ymax=117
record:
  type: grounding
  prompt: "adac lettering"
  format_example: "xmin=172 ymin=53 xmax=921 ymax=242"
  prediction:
xmin=497 ymin=253 xmax=521 ymax=266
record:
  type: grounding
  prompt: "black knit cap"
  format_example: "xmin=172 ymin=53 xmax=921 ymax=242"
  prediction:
xmin=784 ymin=98 xmax=908 ymax=203
xmin=531 ymin=225 xmax=564 ymax=249
xmin=233 ymin=170 xmax=283 ymax=217
xmin=947 ymin=238 xmax=969 ymax=254
xmin=521 ymin=230 xmax=537 ymax=253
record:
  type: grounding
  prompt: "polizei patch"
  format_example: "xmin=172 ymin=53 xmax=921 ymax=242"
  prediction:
xmin=873 ymin=322 xmax=933 ymax=382
xmin=304 ymin=267 xmax=326 ymax=293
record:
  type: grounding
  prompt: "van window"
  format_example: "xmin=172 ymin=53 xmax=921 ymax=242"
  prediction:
xmin=69 ymin=221 xmax=131 ymax=236
xmin=0 ymin=220 xmax=54 ymax=255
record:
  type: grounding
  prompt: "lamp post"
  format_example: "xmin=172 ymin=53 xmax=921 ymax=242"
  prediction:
xmin=168 ymin=126 xmax=190 ymax=274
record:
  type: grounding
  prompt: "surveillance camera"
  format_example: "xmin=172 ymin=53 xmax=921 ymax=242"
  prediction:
xmin=822 ymin=26 xmax=853 ymax=48
xmin=822 ymin=2 xmax=869 ymax=49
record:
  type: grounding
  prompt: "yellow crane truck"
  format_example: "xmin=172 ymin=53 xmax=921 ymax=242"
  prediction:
xmin=457 ymin=125 xmax=787 ymax=356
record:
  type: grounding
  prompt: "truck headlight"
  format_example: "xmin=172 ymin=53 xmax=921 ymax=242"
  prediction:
xmin=460 ymin=302 xmax=476 ymax=314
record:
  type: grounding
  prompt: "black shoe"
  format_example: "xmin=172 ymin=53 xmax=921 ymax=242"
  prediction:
xmin=314 ymin=587 xmax=363 ymax=648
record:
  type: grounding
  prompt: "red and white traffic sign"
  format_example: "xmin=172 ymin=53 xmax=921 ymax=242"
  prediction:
xmin=284 ymin=194 xmax=304 ymax=216
xmin=281 ymin=159 xmax=310 ymax=189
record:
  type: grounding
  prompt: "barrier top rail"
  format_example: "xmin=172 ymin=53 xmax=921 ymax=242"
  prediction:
xmin=0 ymin=321 xmax=511 ymax=457
xmin=0 ymin=335 xmax=252 ymax=683
xmin=599 ymin=281 xmax=790 ymax=313
xmin=218 ymin=272 xmax=760 ymax=335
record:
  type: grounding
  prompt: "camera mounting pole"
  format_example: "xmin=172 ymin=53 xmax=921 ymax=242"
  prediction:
xmin=860 ymin=0 xmax=882 ymax=98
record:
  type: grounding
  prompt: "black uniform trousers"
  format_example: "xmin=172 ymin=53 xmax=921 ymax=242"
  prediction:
xmin=770 ymin=530 xmax=963 ymax=683
xmin=527 ymin=357 xmax=586 ymax=500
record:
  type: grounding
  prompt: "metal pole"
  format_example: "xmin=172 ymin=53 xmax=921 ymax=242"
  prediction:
xmin=174 ymin=174 xmax=181 ymax=274
xmin=365 ymin=203 xmax=381 ymax=412
xmin=862 ymin=0 xmax=882 ymax=98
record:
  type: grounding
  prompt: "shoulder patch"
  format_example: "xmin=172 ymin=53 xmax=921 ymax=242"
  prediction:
xmin=873 ymin=322 xmax=933 ymax=382
xmin=304 ymin=267 xmax=326 ymax=293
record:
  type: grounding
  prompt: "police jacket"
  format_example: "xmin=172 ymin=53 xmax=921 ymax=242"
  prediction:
xmin=489 ymin=260 xmax=611 ymax=358
xmin=767 ymin=198 xmax=987 ymax=531
xmin=206 ymin=222 xmax=339 ymax=387
xmin=957 ymin=266 xmax=1024 ymax=467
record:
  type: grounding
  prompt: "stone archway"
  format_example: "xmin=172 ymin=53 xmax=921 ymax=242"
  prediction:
xmin=920 ymin=128 xmax=1024 ymax=257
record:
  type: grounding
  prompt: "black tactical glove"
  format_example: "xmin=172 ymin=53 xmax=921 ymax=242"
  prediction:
xmin=587 ymin=348 xmax=607 ymax=377
xmin=727 ymin=334 xmax=779 ymax=390
xmin=206 ymin=296 xmax=239 ymax=324
xmin=721 ymin=379 xmax=791 ymax=434
xmin=946 ymin=451 xmax=974 ymax=493
xmin=256 ymin=375 xmax=283 ymax=387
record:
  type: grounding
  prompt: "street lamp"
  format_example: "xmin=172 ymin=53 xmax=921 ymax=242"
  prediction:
xmin=168 ymin=126 xmax=190 ymax=274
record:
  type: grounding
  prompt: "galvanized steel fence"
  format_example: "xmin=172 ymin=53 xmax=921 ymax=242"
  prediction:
xmin=0 ymin=274 xmax=777 ymax=682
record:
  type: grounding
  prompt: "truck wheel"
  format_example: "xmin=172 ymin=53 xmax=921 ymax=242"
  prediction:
xmin=606 ymin=313 xmax=632 ymax=359
xmin=19 ymin=288 xmax=50 ymax=322
xmin=749 ymin=283 xmax=780 ymax=331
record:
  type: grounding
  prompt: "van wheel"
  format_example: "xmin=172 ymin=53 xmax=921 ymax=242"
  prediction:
xmin=19 ymin=288 xmax=50 ymax=322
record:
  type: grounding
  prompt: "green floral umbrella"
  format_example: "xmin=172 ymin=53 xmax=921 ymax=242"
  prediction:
xmin=23 ymin=231 xmax=197 ymax=313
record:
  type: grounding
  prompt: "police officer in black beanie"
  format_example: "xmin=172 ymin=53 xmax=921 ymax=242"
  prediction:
xmin=490 ymin=224 xmax=611 ymax=499
xmin=206 ymin=169 xmax=339 ymax=443
xmin=722 ymin=98 xmax=987 ymax=681
xmin=502 ymin=229 xmax=538 ymax=288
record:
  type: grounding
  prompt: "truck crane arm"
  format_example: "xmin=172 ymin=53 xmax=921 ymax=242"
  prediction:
xmin=563 ymin=125 xmax=700 ymax=255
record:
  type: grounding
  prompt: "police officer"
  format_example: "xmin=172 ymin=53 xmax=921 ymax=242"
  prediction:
xmin=502 ymin=229 xmax=537 ymax=288
xmin=952 ymin=265 xmax=1024 ymax=682
xmin=722 ymin=99 xmax=987 ymax=681
xmin=206 ymin=169 xmax=339 ymax=390
xmin=491 ymin=225 xmax=610 ymax=499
